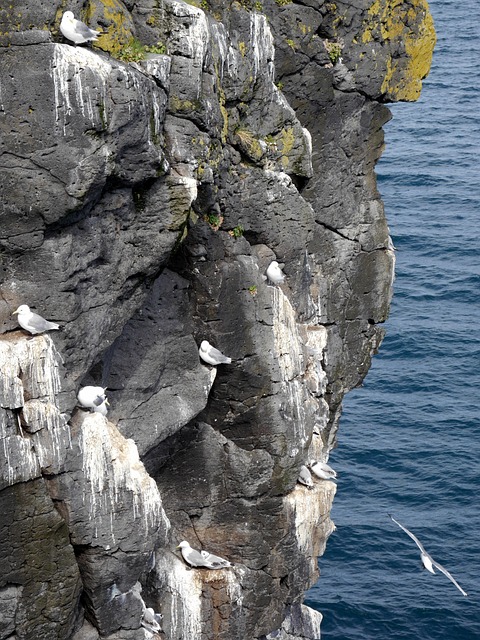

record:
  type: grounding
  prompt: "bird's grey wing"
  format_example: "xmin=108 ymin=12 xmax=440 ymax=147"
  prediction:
xmin=203 ymin=552 xmax=231 ymax=567
xmin=209 ymin=346 xmax=230 ymax=362
xmin=431 ymin=559 xmax=468 ymax=596
xmin=73 ymin=18 xmax=98 ymax=37
xmin=93 ymin=395 xmax=105 ymax=406
xmin=322 ymin=463 xmax=337 ymax=477
xmin=389 ymin=515 xmax=427 ymax=554
xmin=209 ymin=346 xmax=225 ymax=359
xmin=187 ymin=548 xmax=211 ymax=567
xmin=210 ymin=558 xmax=229 ymax=568
xmin=29 ymin=312 xmax=53 ymax=332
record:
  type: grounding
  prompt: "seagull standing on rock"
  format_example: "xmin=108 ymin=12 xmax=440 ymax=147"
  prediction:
xmin=297 ymin=464 xmax=314 ymax=490
xmin=389 ymin=514 xmax=468 ymax=596
xmin=77 ymin=386 xmax=109 ymax=415
xmin=141 ymin=606 xmax=163 ymax=634
xmin=266 ymin=261 xmax=286 ymax=285
xmin=12 ymin=305 xmax=60 ymax=335
xmin=309 ymin=460 xmax=337 ymax=481
xmin=60 ymin=11 xmax=102 ymax=45
xmin=177 ymin=541 xmax=232 ymax=569
xmin=198 ymin=340 xmax=232 ymax=366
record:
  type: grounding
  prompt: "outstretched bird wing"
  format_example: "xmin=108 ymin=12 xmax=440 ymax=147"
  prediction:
xmin=431 ymin=559 xmax=468 ymax=596
xmin=389 ymin=515 xmax=428 ymax=554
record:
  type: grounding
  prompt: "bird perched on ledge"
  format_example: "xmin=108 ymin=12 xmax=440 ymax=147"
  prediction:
xmin=60 ymin=11 xmax=102 ymax=46
xmin=141 ymin=606 xmax=163 ymax=634
xmin=199 ymin=340 xmax=232 ymax=366
xmin=308 ymin=460 xmax=337 ymax=481
xmin=77 ymin=386 xmax=109 ymax=416
xmin=297 ymin=464 xmax=314 ymax=490
xmin=12 ymin=304 xmax=60 ymax=335
xmin=177 ymin=541 xmax=232 ymax=569
xmin=266 ymin=260 xmax=286 ymax=285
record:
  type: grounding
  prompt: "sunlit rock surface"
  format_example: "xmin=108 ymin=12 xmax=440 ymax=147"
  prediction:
xmin=0 ymin=0 xmax=434 ymax=638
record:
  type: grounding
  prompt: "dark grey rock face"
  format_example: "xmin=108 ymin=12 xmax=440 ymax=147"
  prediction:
xmin=0 ymin=0 xmax=434 ymax=638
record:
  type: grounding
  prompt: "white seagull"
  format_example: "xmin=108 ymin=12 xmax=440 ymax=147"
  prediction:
xmin=266 ymin=261 xmax=286 ymax=285
xmin=389 ymin=515 xmax=468 ymax=597
xmin=177 ymin=541 xmax=231 ymax=569
xmin=309 ymin=460 xmax=337 ymax=481
xmin=141 ymin=606 xmax=163 ymax=634
xmin=297 ymin=464 xmax=314 ymax=490
xmin=12 ymin=304 xmax=60 ymax=335
xmin=60 ymin=11 xmax=102 ymax=45
xmin=198 ymin=340 xmax=232 ymax=366
xmin=77 ymin=386 xmax=109 ymax=415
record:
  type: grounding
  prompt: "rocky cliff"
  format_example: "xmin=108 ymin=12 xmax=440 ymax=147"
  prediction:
xmin=0 ymin=1 xmax=435 ymax=639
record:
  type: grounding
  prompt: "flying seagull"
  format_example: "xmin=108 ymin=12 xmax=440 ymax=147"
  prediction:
xmin=309 ymin=460 xmax=337 ymax=481
xmin=60 ymin=11 xmax=102 ymax=45
xmin=12 ymin=304 xmax=60 ymax=335
xmin=177 ymin=541 xmax=232 ymax=569
xmin=389 ymin=515 xmax=467 ymax=597
xmin=266 ymin=260 xmax=286 ymax=285
xmin=198 ymin=340 xmax=232 ymax=366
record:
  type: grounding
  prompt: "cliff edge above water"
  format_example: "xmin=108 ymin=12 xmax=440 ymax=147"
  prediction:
xmin=0 ymin=1 xmax=435 ymax=638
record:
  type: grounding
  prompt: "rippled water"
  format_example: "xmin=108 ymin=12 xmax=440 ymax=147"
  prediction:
xmin=306 ymin=0 xmax=480 ymax=637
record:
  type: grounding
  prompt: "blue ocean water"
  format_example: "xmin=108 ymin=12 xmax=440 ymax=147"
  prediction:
xmin=306 ymin=0 xmax=480 ymax=638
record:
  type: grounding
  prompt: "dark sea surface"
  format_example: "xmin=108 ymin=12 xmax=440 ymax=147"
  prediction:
xmin=306 ymin=0 xmax=480 ymax=638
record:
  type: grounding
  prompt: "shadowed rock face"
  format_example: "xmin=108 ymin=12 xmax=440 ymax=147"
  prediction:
xmin=0 ymin=1 xmax=434 ymax=639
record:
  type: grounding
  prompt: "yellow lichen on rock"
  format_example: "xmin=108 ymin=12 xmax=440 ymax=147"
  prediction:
xmin=361 ymin=0 xmax=436 ymax=101
xmin=279 ymin=127 xmax=295 ymax=170
xmin=84 ymin=0 xmax=136 ymax=54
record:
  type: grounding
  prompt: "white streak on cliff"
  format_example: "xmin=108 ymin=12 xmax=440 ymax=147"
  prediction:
xmin=0 ymin=418 xmax=40 ymax=487
xmin=171 ymin=2 xmax=209 ymax=62
xmin=224 ymin=567 xmax=244 ymax=609
xmin=51 ymin=44 xmax=111 ymax=134
xmin=80 ymin=414 xmax=167 ymax=539
xmin=304 ymin=325 xmax=328 ymax=397
xmin=167 ymin=561 xmax=203 ymax=639
xmin=22 ymin=399 xmax=66 ymax=469
xmin=272 ymin=288 xmax=309 ymax=451
xmin=210 ymin=22 xmax=231 ymax=80
xmin=168 ymin=1 xmax=209 ymax=98
xmin=16 ymin=335 xmax=62 ymax=399
xmin=0 ymin=341 xmax=24 ymax=408
xmin=0 ymin=335 xmax=69 ymax=486
xmin=285 ymin=482 xmax=336 ymax=555
xmin=272 ymin=287 xmax=303 ymax=380
xmin=250 ymin=13 xmax=275 ymax=82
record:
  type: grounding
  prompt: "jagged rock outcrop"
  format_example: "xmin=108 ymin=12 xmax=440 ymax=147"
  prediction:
xmin=0 ymin=1 xmax=434 ymax=639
